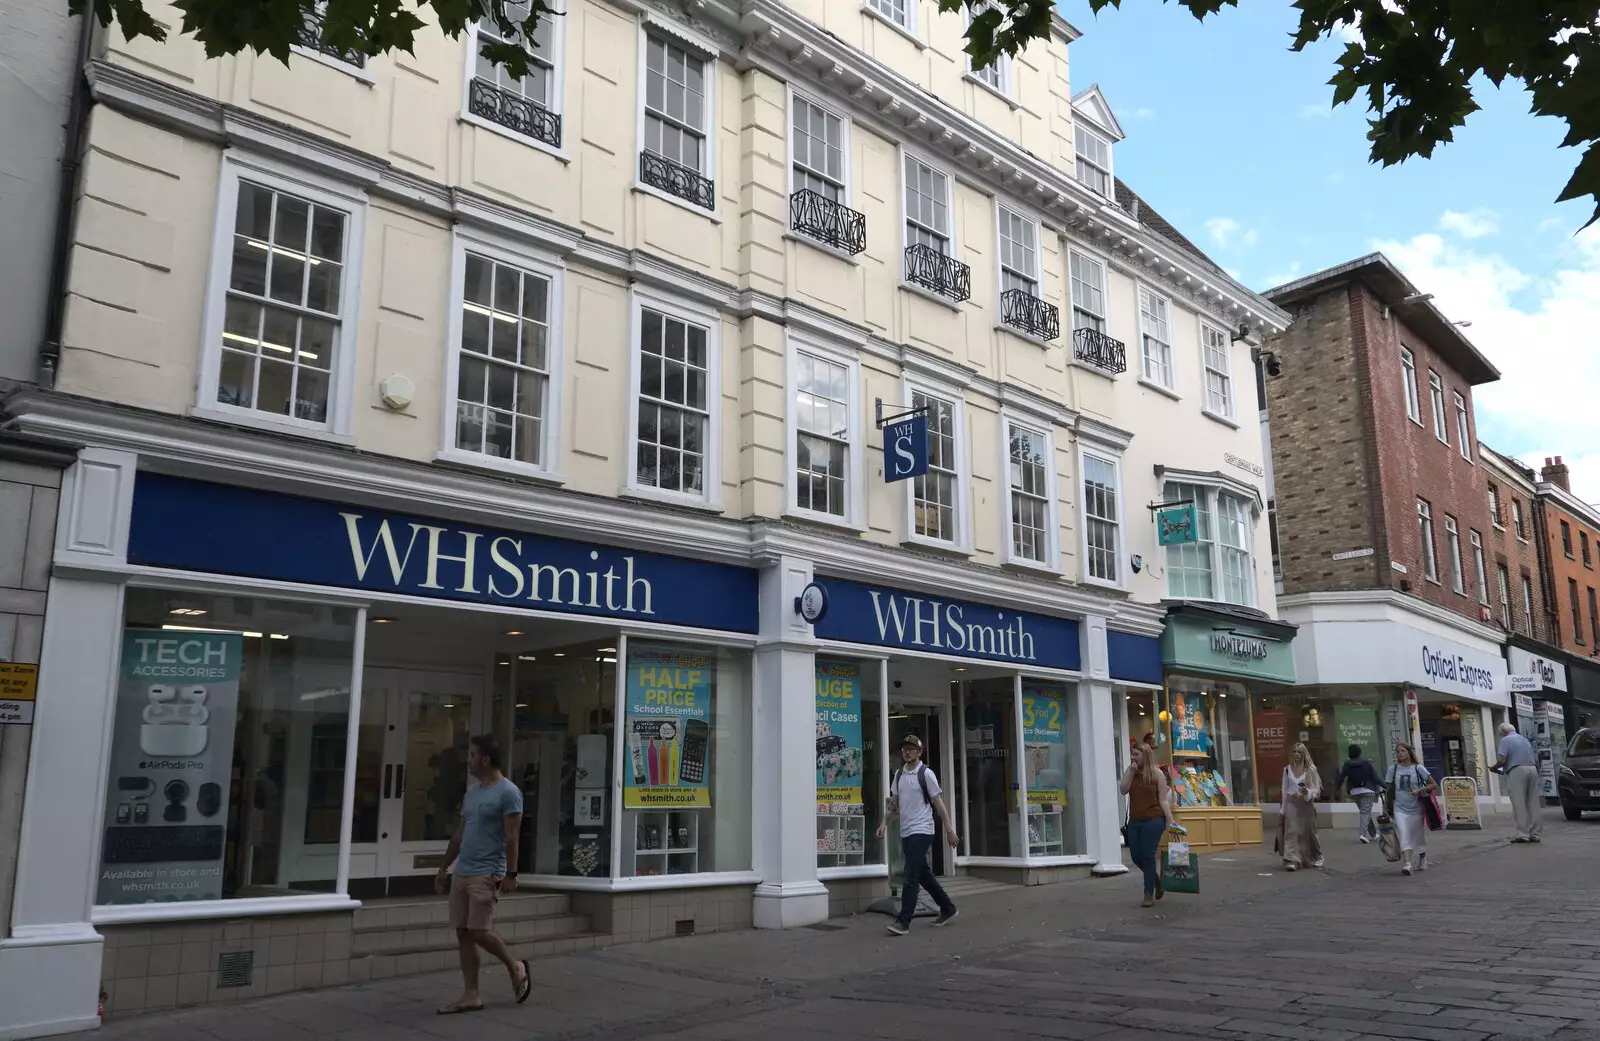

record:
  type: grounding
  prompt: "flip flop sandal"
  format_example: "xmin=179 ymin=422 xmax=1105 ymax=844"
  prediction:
xmin=437 ymin=1003 xmax=485 ymax=1015
xmin=515 ymin=960 xmax=533 ymax=1004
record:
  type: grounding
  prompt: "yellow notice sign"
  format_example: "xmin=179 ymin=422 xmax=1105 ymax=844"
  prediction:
xmin=0 ymin=662 xmax=39 ymax=725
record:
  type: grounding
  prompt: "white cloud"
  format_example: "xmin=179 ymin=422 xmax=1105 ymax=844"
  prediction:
xmin=1298 ymin=102 xmax=1334 ymax=119
xmin=1205 ymin=217 xmax=1258 ymax=250
xmin=1438 ymin=208 xmax=1498 ymax=239
xmin=1262 ymin=262 xmax=1303 ymax=290
xmin=1371 ymin=222 xmax=1600 ymax=503
xmin=1127 ymin=107 xmax=1156 ymax=120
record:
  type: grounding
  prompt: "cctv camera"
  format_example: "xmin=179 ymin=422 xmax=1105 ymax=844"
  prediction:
xmin=1264 ymin=352 xmax=1283 ymax=378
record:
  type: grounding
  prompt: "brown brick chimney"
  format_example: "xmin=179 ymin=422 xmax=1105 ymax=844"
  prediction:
xmin=1543 ymin=455 xmax=1571 ymax=491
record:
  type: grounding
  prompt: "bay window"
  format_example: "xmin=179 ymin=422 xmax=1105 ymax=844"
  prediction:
xmin=1163 ymin=480 xmax=1258 ymax=607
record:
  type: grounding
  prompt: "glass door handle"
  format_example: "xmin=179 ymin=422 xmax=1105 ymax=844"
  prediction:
xmin=383 ymin=764 xmax=393 ymax=799
xmin=396 ymin=764 xmax=405 ymax=797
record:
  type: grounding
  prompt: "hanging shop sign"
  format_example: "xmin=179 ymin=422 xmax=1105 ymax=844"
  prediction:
xmin=0 ymin=662 xmax=39 ymax=725
xmin=1441 ymin=776 xmax=1482 ymax=830
xmin=1508 ymin=647 xmax=1568 ymax=692
xmin=882 ymin=414 xmax=929 ymax=483
xmin=98 ymin=629 xmax=242 ymax=904
xmin=1021 ymin=683 xmax=1068 ymax=805
xmin=127 ymin=473 xmax=759 ymax=633
xmin=815 ymin=659 xmax=865 ymax=814
xmin=812 ymin=578 xmax=1080 ymax=670
xmin=623 ymin=645 xmax=712 ymax=808
xmin=1157 ymin=505 xmax=1198 ymax=546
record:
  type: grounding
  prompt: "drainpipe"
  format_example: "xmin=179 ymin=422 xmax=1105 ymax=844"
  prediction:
xmin=36 ymin=9 xmax=96 ymax=389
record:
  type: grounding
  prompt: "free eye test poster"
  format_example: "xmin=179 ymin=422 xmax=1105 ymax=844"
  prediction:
xmin=624 ymin=645 xmax=712 ymax=808
xmin=1022 ymin=683 xmax=1067 ymax=805
xmin=98 ymin=629 xmax=241 ymax=904
xmin=815 ymin=659 xmax=865 ymax=812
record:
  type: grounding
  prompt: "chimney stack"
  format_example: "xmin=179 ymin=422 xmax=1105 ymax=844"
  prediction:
xmin=1543 ymin=455 xmax=1571 ymax=491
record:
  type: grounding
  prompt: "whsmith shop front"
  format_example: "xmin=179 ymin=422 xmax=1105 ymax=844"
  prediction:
xmin=2 ymin=440 xmax=1164 ymax=1035
xmin=1131 ymin=604 xmax=1299 ymax=853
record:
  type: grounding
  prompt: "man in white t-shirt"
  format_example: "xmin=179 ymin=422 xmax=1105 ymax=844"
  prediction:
xmin=875 ymin=733 xmax=959 ymax=935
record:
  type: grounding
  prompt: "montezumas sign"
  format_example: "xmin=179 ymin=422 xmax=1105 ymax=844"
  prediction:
xmin=127 ymin=474 xmax=758 ymax=633
xmin=1210 ymin=630 xmax=1269 ymax=660
xmin=812 ymin=578 xmax=1081 ymax=670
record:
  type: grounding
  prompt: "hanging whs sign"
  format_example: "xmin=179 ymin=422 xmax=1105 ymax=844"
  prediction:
xmin=883 ymin=413 xmax=929 ymax=483
xmin=1157 ymin=506 xmax=1198 ymax=546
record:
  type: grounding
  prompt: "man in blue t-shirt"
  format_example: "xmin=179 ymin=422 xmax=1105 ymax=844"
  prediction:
xmin=435 ymin=734 xmax=531 ymax=1013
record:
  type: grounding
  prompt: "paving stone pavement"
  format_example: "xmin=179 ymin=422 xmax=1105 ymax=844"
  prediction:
xmin=81 ymin=808 xmax=1600 ymax=1041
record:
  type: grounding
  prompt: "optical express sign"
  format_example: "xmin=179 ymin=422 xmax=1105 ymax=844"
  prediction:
xmin=126 ymin=474 xmax=758 ymax=632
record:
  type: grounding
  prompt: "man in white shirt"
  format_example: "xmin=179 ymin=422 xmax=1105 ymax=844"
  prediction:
xmin=875 ymin=733 xmax=959 ymax=935
xmin=1496 ymin=722 xmax=1542 ymax=843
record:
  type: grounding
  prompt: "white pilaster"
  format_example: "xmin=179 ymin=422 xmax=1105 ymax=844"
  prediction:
xmin=750 ymin=555 xmax=829 ymax=929
xmin=1080 ymin=616 xmax=1126 ymax=876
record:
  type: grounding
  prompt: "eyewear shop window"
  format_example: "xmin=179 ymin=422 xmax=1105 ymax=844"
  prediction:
xmin=97 ymin=590 xmax=753 ymax=908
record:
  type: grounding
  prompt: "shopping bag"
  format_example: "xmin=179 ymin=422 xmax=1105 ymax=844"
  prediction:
xmin=1420 ymin=792 xmax=1444 ymax=832
xmin=1161 ymin=844 xmax=1199 ymax=894
xmin=1376 ymin=814 xmax=1401 ymax=862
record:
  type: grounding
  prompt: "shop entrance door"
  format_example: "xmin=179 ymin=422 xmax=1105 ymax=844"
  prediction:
xmin=887 ymin=704 xmax=951 ymax=881
xmin=353 ymin=668 xmax=488 ymax=893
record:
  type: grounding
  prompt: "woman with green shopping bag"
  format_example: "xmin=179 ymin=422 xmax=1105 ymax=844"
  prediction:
xmin=1119 ymin=742 xmax=1183 ymax=907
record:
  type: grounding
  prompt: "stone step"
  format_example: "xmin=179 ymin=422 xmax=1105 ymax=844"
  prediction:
xmin=352 ymin=912 xmax=593 ymax=956
xmin=352 ymin=892 xmax=570 ymax=932
xmin=357 ymin=930 xmax=612 ymax=983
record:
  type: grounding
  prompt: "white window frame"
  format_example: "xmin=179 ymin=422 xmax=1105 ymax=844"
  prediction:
xmin=1200 ymin=321 xmax=1234 ymax=420
xmin=196 ymin=154 xmax=367 ymax=442
xmin=994 ymin=201 xmax=1041 ymax=299
xmin=1074 ymin=123 xmax=1112 ymax=197
xmin=784 ymin=335 xmax=864 ymax=530
xmin=458 ymin=3 xmax=568 ymax=160
xmin=1418 ymin=498 xmax=1437 ymax=582
xmin=862 ymin=0 xmax=919 ymax=42
xmin=1160 ymin=477 xmax=1260 ymax=608
xmin=436 ymin=228 xmax=567 ymax=481
xmin=633 ymin=15 xmax=719 ymax=218
xmin=1488 ymin=482 xmax=1503 ymax=529
xmin=1513 ymin=499 xmax=1528 ymax=541
xmin=1400 ymin=347 xmax=1421 ymax=424
xmin=786 ymin=87 xmax=853 ymax=207
xmin=1068 ymin=248 xmax=1109 ymax=337
xmin=1497 ymin=564 xmax=1511 ymax=627
xmin=1454 ymin=392 xmax=1472 ymax=461
xmin=1445 ymin=515 xmax=1463 ymax=594
xmin=292 ymin=0 xmax=376 ymax=81
xmin=901 ymin=377 xmax=970 ymax=551
xmin=998 ymin=412 xmax=1059 ymax=571
xmin=963 ymin=6 xmax=1012 ymax=101
xmin=625 ymin=286 xmax=723 ymax=509
xmin=899 ymin=147 xmax=961 ymax=303
xmin=1429 ymin=370 xmax=1448 ymax=444
xmin=1078 ymin=445 xmax=1124 ymax=590
xmin=1522 ymin=573 xmax=1535 ymax=624
xmin=1470 ymin=529 xmax=1487 ymax=605
xmin=1137 ymin=285 xmax=1175 ymax=391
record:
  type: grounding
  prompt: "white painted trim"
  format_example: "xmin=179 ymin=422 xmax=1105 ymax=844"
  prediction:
xmin=1077 ymin=443 xmax=1126 ymax=591
xmin=635 ymin=12 xmax=719 ymax=215
xmin=458 ymin=1 xmax=567 ymax=150
xmin=630 ymin=181 xmax=725 ymax=222
xmin=818 ymin=864 xmax=889 ymax=880
xmin=998 ymin=409 xmax=1060 ymax=572
xmin=860 ymin=0 xmax=922 ymax=47
xmin=994 ymin=198 xmax=1044 ymax=324
xmin=624 ymin=285 xmax=725 ymax=510
xmin=1065 ymin=244 xmax=1112 ymax=343
xmin=900 ymin=373 xmax=971 ymax=552
xmin=1070 ymin=121 xmax=1114 ymax=199
xmin=195 ymin=152 xmax=368 ymax=438
xmin=962 ymin=6 xmax=1013 ymax=104
xmin=92 ymin=889 xmax=362 ymax=925
xmin=1136 ymin=282 xmax=1175 ymax=391
xmin=290 ymin=46 xmax=376 ymax=84
xmin=1198 ymin=319 xmax=1235 ymax=421
xmin=898 ymin=144 xmax=961 ymax=298
xmin=785 ymin=84 xmax=855 ymax=212
xmin=957 ymin=854 xmax=1096 ymax=868
xmin=785 ymin=333 xmax=865 ymax=529
xmin=439 ymin=226 xmax=567 ymax=481
xmin=459 ymin=111 xmax=573 ymax=163
xmin=1138 ymin=377 xmax=1181 ymax=402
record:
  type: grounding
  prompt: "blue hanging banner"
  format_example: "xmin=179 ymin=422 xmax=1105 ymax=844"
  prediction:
xmin=883 ymin=414 xmax=929 ymax=483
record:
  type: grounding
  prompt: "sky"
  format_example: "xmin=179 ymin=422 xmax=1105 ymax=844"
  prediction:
xmin=1056 ymin=0 xmax=1600 ymax=505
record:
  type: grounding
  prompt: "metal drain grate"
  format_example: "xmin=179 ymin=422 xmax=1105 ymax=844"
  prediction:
xmin=804 ymin=922 xmax=847 ymax=931
xmin=674 ymin=919 xmax=695 ymax=937
xmin=216 ymin=950 xmax=254 ymax=988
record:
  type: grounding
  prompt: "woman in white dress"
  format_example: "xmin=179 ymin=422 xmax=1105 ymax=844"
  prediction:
xmin=1385 ymin=741 xmax=1437 ymax=876
xmin=1279 ymin=742 xmax=1323 ymax=870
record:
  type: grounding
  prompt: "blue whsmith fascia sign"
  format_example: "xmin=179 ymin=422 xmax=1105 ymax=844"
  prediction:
xmin=883 ymin=414 xmax=929 ymax=483
xmin=127 ymin=473 xmax=759 ymax=633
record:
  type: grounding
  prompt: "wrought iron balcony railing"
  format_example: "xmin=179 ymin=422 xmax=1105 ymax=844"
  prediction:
xmin=790 ymin=189 xmax=866 ymax=255
xmin=1001 ymin=289 xmax=1060 ymax=341
xmin=296 ymin=11 xmax=366 ymax=67
xmin=903 ymin=243 xmax=971 ymax=303
xmin=1073 ymin=326 xmax=1128 ymax=375
xmin=469 ymin=78 xmax=561 ymax=149
xmin=639 ymin=151 xmax=716 ymax=211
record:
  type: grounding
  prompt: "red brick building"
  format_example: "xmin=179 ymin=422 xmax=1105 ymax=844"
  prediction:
xmin=1258 ymin=254 xmax=1511 ymax=810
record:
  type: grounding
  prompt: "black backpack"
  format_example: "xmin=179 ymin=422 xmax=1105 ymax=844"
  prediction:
xmin=887 ymin=763 xmax=933 ymax=814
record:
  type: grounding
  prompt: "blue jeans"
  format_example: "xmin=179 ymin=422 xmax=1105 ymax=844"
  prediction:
xmin=898 ymin=833 xmax=955 ymax=925
xmin=1127 ymin=818 xmax=1166 ymax=896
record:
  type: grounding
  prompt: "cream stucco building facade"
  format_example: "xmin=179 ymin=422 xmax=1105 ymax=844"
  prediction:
xmin=0 ymin=0 xmax=1289 ymax=1035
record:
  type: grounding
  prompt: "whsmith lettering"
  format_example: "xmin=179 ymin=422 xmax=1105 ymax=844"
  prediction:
xmin=868 ymin=591 xmax=1036 ymax=661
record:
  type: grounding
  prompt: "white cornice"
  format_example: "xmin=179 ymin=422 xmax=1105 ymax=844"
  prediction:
xmin=1538 ymin=480 xmax=1600 ymax=532
xmin=1277 ymin=588 xmax=1507 ymax=646
xmin=1075 ymin=415 xmax=1134 ymax=453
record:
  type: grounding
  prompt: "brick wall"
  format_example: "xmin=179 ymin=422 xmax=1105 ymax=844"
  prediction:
xmin=1540 ymin=497 xmax=1600 ymax=657
xmin=1267 ymin=281 xmax=1497 ymax=627
xmin=1480 ymin=457 xmax=1549 ymax=644
xmin=1263 ymin=286 xmax=1385 ymax=594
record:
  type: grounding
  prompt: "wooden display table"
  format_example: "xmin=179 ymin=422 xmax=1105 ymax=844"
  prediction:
xmin=1168 ymin=805 xmax=1264 ymax=853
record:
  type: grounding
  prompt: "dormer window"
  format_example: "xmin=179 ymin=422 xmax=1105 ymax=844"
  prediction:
xmin=1075 ymin=125 xmax=1111 ymax=196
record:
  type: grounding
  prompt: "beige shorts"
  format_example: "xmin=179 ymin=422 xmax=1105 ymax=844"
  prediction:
xmin=448 ymin=874 xmax=500 ymax=931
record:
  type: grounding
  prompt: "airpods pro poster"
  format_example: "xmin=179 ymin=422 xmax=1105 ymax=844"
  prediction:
xmin=97 ymin=629 xmax=242 ymax=904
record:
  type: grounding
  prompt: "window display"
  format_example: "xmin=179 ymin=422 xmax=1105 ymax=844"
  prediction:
xmin=99 ymin=589 xmax=358 ymax=904
xmin=620 ymin=641 xmax=751 ymax=877
xmin=1164 ymin=676 xmax=1256 ymax=808
xmin=815 ymin=658 xmax=883 ymax=868
xmin=963 ymin=680 xmax=1019 ymax=857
